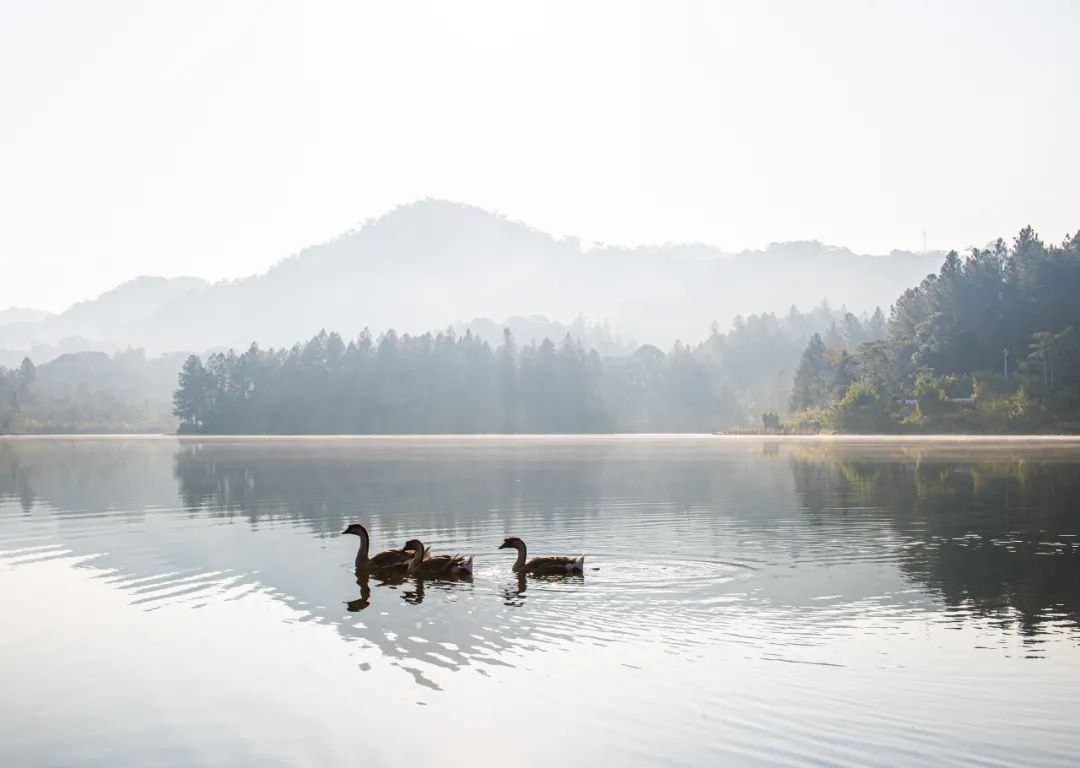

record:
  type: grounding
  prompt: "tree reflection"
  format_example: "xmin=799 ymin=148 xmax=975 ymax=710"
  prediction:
xmin=790 ymin=445 xmax=1080 ymax=636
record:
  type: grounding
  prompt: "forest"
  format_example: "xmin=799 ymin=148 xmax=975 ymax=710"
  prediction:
xmin=0 ymin=349 xmax=181 ymax=434
xmin=172 ymin=329 xmax=726 ymax=433
xmin=3 ymin=303 xmax=871 ymax=434
xmin=787 ymin=226 xmax=1080 ymax=432
xmin=170 ymin=305 xmax=882 ymax=434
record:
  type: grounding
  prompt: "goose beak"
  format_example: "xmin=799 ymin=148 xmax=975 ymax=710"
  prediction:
xmin=341 ymin=528 xmax=351 ymax=535
xmin=498 ymin=542 xmax=510 ymax=549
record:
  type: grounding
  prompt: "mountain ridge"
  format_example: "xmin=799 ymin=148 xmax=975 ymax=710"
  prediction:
xmin=1 ymin=199 xmax=943 ymax=360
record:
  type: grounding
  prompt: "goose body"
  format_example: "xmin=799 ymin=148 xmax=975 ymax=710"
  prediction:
xmin=403 ymin=538 xmax=474 ymax=578
xmin=342 ymin=523 xmax=427 ymax=571
xmin=499 ymin=537 xmax=584 ymax=575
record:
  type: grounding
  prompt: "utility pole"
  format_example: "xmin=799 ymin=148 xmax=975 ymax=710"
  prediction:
xmin=1003 ymin=347 xmax=1009 ymax=381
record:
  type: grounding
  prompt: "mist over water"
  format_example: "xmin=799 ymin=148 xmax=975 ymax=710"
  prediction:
xmin=2 ymin=436 xmax=1078 ymax=766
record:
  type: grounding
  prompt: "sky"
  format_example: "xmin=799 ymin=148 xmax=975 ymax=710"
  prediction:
xmin=1 ymin=0 xmax=1077 ymax=313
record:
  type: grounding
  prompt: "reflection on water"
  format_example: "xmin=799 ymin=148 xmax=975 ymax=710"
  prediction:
xmin=2 ymin=437 xmax=1080 ymax=766
xmin=788 ymin=443 xmax=1080 ymax=638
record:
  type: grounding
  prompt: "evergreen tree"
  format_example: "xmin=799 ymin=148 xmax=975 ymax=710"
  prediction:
xmin=790 ymin=334 xmax=830 ymax=411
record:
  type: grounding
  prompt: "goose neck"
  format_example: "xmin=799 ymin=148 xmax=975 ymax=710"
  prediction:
xmin=408 ymin=542 xmax=426 ymax=574
xmin=355 ymin=526 xmax=370 ymax=567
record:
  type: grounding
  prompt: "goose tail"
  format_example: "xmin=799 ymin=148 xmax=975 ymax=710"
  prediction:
xmin=460 ymin=555 xmax=474 ymax=574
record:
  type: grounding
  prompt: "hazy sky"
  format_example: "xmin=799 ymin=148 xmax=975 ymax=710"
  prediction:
xmin=2 ymin=0 xmax=1077 ymax=312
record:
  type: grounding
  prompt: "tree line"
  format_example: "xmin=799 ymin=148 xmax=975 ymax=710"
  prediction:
xmin=789 ymin=226 xmax=1080 ymax=432
xmin=172 ymin=329 xmax=743 ymax=433
xmin=0 ymin=303 xmax=878 ymax=435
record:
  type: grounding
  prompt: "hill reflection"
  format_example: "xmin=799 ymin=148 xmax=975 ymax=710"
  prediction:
xmin=789 ymin=443 xmax=1080 ymax=637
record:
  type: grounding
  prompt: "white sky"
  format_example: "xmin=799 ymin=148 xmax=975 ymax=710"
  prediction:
xmin=1 ymin=0 xmax=1077 ymax=312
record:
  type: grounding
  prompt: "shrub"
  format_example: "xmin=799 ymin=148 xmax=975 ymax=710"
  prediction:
xmin=913 ymin=373 xmax=947 ymax=419
xmin=833 ymin=381 xmax=895 ymax=433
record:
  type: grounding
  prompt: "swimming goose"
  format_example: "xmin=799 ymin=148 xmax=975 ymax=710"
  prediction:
xmin=403 ymin=538 xmax=474 ymax=578
xmin=341 ymin=523 xmax=426 ymax=571
xmin=498 ymin=536 xmax=584 ymax=574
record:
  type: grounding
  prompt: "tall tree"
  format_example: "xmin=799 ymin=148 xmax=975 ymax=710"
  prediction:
xmin=790 ymin=334 xmax=830 ymax=411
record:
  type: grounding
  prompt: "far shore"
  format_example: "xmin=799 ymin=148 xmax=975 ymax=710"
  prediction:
xmin=4 ymin=432 xmax=1080 ymax=442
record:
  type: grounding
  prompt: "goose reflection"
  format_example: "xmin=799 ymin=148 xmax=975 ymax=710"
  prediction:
xmin=403 ymin=577 xmax=426 ymax=605
xmin=346 ymin=569 xmax=407 ymax=612
xmin=502 ymin=573 xmax=528 ymax=607
xmin=336 ymin=569 xmax=502 ymax=690
xmin=346 ymin=575 xmax=371 ymax=612
xmin=400 ymin=575 xmax=479 ymax=606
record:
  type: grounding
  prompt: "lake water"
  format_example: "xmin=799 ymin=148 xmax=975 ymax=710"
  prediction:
xmin=2 ymin=436 xmax=1079 ymax=766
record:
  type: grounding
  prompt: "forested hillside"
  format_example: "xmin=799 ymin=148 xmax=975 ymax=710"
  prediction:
xmin=787 ymin=227 xmax=1080 ymax=433
xmin=0 ymin=350 xmax=182 ymax=433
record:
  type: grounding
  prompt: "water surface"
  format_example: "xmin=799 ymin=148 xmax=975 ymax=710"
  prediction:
xmin=2 ymin=436 xmax=1079 ymax=766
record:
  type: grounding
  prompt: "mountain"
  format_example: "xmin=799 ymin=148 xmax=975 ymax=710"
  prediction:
xmin=0 ymin=276 xmax=208 ymax=362
xmin=3 ymin=200 xmax=944 ymax=358
xmin=0 ymin=307 xmax=53 ymax=325
xmin=131 ymin=199 xmax=943 ymax=352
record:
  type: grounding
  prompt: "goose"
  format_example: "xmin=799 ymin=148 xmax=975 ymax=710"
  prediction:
xmin=341 ymin=523 xmax=428 ymax=571
xmin=498 ymin=536 xmax=584 ymax=575
xmin=403 ymin=538 xmax=473 ymax=578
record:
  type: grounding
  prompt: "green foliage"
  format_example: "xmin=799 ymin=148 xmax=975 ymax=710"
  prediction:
xmin=913 ymin=373 xmax=948 ymax=419
xmin=761 ymin=411 xmax=780 ymax=430
xmin=889 ymin=229 xmax=1080 ymax=379
xmin=786 ymin=406 xmax=829 ymax=434
xmin=790 ymin=224 xmax=1080 ymax=434
xmin=790 ymin=333 xmax=830 ymax=411
xmin=832 ymin=381 xmax=895 ymax=433
xmin=172 ymin=356 xmax=216 ymax=432
xmin=700 ymin=302 xmax=887 ymax=419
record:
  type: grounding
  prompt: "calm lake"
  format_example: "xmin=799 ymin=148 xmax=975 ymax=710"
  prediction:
xmin=2 ymin=436 xmax=1079 ymax=766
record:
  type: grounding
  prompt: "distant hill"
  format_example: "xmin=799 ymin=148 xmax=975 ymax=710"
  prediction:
xmin=34 ymin=349 xmax=185 ymax=405
xmin=0 ymin=337 xmax=97 ymax=370
xmin=0 ymin=307 xmax=53 ymax=325
xmin=0 ymin=276 xmax=207 ymax=362
xmin=0 ymin=200 xmax=943 ymax=358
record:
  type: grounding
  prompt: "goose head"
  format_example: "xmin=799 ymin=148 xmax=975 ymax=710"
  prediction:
xmin=403 ymin=538 xmax=425 ymax=556
xmin=499 ymin=536 xmax=525 ymax=551
xmin=341 ymin=523 xmax=368 ymax=537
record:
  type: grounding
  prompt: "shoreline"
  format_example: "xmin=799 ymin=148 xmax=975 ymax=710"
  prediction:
xmin=3 ymin=432 xmax=1080 ymax=442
